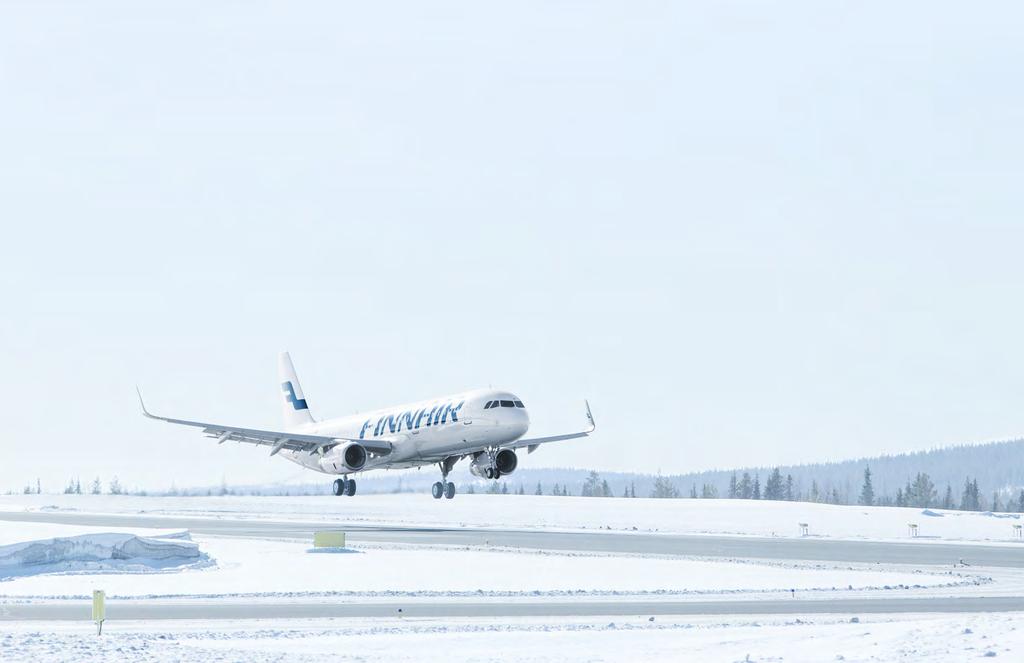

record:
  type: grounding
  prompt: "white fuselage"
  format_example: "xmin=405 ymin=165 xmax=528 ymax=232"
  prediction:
xmin=281 ymin=388 xmax=530 ymax=474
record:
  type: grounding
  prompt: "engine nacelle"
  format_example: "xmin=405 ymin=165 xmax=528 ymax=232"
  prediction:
xmin=318 ymin=441 xmax=368 ymax=473
xmin=470 ymin=449 xmax=518 ymax=479
xmin=495 ymin=448 xmax=518 ymax=475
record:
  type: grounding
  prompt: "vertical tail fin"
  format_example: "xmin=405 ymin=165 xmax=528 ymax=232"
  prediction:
xmin=278 ymin=352 xmax=315 ymax=429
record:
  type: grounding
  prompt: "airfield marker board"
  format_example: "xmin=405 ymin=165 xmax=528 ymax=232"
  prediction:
xmin=92 ymin=589 xmax=105 ymax=635
xmin=314 ymin=531 xmax=346 ymax=548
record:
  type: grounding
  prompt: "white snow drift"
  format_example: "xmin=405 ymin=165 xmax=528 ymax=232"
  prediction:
xmin=0 ymin=531 xmax=209 ymax=580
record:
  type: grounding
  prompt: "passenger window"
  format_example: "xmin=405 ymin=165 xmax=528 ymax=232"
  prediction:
xmin=500 ymin=400 xmax=514 ymax=408
xmin=514 ymin=401 xmax=524 ymax=408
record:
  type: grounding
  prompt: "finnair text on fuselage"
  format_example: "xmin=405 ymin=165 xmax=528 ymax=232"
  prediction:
xmin=360 ymin=401 xmax=465 ymax=438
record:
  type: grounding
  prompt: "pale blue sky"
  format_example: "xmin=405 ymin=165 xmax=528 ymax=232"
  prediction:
xmin=1 ymin=2 xmax=1022 ymax=491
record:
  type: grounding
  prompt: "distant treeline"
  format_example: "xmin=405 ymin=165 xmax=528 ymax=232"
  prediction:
xmin=16 ymin=438 xmax=1024 ymax=510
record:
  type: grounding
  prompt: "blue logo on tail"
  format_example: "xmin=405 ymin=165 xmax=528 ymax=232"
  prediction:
xmin=281 ymin=381 xmax=308 ymax=410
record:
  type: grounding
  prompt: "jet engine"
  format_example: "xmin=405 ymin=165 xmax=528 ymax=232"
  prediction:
xmin=318 ymin=441 xmax=368 ymax=473
xmin=470 ymin=449 xmax=518 ymax=479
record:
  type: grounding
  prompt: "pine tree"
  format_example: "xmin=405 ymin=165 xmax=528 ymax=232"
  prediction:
xmin=752 ymin=474 xmax=761 ymax=500
xmin=895 ymin=487 xmax=905 ymax=507
xmin=651 ymin=476 xmax=680 ymax=499
xmin=992 ymin=491 xmax=1002 ymax=512
xmin=74 ymin=478 xmax=81 ymax=494
xmin=91 ymin=477 xmax=102 ymax=495
xmin=942 ymin=485 xmax=954 ymax=509
xmin=810 ymin=480 xmax=821 ymax=503
xmin=785 ymin=475 xmax=794 ymax=501
xmin=831 ymin=487 xmax=841 ymax=505
xmin=689 ymin=484 xmax=698 ymax=498
xmin=739 ymin=473 xmax=753 ymax=499
xmin=36 ymin=478 xmax=41 ymax=495
xmin=551 ymin=483 xmax=560 ymax=496
xmin=630 ymin=482 xmax=636 ymax=498
xmin=582 ymin=471 xmax=601 ymax=497
xmin=535 ymin=482 xmax=543 ymax=496
xmin=601 ymin=480 xmax=611 ymax=497
xmin=961 ymin=478 xmax=981 ymax=511
xmin=501 ymin=482 xmax=509 ymax=495
xmin=728 ymin=473 xmax=739 ymax=499
xmin=517 ymin=484 xmax=525 ymax=495
xmin=623 ymin=485 xmax=630 ymax=498
xmin=858 ymin=466 xmax=875 ymax=506
xmin=109 ymin=476 xmax=121 ymax=495
xmin=701 ymin=483 xmax=718 ymax=498
xmin=908 ymin=473 xmax=936 ymax=508
xmin=765 ymin=468 xmax=784 ymax=501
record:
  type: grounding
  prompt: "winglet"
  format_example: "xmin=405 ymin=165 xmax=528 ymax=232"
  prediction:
xmin=136 ymin=386 xmax=158 ymax=420
xmin=584 ymin=399 xmax=595 ymax=433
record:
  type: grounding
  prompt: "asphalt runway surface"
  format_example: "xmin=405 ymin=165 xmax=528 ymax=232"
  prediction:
xmin=5 ymin=597 xmax=1024 ymax=620
xmin=2 ymin=510 xmax=1023 ymax=621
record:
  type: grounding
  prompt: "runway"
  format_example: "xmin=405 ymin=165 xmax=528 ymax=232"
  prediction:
xmin=5 ymin=596 xmax=1024 ymax=621
xmin=1 ymin=510 xmax=1021 ymax=567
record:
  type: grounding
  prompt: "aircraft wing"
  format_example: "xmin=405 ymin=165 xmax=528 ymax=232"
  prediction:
xmin=136 ymin=388 xmax=392 ymax=456
xmin=508 ymin=400 xmax=595 ymax=454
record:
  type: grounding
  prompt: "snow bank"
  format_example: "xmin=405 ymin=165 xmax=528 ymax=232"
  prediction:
xmin=0 ymin=531 xmax=210 ymax=579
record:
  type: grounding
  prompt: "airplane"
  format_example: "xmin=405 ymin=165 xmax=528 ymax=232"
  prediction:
xmin=137 ymin=352 xmax=595 ymax=499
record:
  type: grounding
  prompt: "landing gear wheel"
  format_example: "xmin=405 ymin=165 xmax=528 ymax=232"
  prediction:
xmin=444 ymin=482 xmax=456 ymax=499
xmin=494 ymin=470 xmax=502 ymax=480
xmin=484 ymin=467 xmax=494 ymax=480
xmin=346 ymin=479 xmax=357 ymax=496
xmin=332 ymin=479 xmax=345 ymax=496
xmin=431 ymin=482 xmax=444 ymax=499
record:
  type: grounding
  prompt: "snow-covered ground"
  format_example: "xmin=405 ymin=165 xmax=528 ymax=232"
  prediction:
xmin=1 ymin=613 xmax=1020 ymax=662
xmin=3 ymin=493 xmax=1022 ymax=545
xmin=1 ymin=495 xmax=1020 ymax=662
xmin=0 ymin=521 xmax=960 ymax=599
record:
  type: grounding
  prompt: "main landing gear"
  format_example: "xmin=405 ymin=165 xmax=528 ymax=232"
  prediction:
xmin=332 ymin=477 xmax=356 ymax=497
xmin=432 ymin=458 xmax=458 ymax=500
xmin=432 ymin=481 xmax=456 ymax=499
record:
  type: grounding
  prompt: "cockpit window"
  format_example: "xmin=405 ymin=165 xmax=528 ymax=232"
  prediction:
xmin=514 ymin=401 xmax=524 ymax=408
xmin=500 ymin=400 xmax=515 ymax=408
xmin=484 ymin=401 xmax=494 ymax=409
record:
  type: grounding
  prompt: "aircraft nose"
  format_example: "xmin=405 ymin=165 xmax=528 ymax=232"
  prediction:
xmin=516 ymin=409 xmax=530 ymax=436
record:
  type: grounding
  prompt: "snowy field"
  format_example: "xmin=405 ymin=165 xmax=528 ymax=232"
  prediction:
xmin=0 ymin=521 xmax=962 ymax=599
xmin=1 ymin=613 xmax=1021 ymax=662
xmin=1 ymin=494 xmax=1022 ymax=662
xmin=3 ymin=493 xmax=1024 ymax=545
